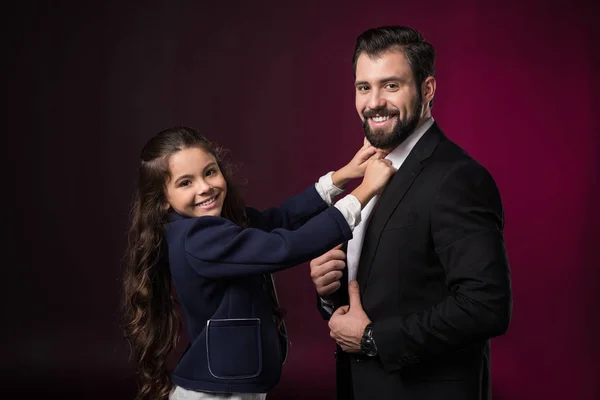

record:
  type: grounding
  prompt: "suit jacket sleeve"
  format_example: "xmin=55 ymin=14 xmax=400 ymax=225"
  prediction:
xmin=245 ymin=185 xmax=329 ymax=231
xmin=374 ymin=160 xmax=512 ymax=372
xmin=184 ymin=206 xmax=353 ymax=279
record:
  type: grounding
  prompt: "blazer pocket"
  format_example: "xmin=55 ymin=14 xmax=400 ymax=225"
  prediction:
xmin=382 ymin=211 xmax=418 ymax=232
xmin=206 ymin=318 xmax=262 ymax=379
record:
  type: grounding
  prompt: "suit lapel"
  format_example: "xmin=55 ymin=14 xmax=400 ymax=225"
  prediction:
xmin=356 ymin=123 xmax=445 ymax=296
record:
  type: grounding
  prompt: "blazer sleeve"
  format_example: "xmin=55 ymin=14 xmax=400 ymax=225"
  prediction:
xmin=245 ymin=185 xmax=329 ymax=231
xmin=374 ymin=160 xmax=512 ymax=372
xmin=184 ymin=206 xmax=353 ymax=279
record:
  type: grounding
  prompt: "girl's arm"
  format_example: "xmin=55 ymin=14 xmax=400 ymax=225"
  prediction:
xmin=177 ymin=156 xmax=395 ymax=279
xmin=180 ymin=206 xmax=352 ymax=279
xmin=246 ymin=141 xmax=381 ymax=231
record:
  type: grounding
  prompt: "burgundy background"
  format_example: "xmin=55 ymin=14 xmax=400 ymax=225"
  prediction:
xmin=5 ymin=0 xmax=599 ymax=398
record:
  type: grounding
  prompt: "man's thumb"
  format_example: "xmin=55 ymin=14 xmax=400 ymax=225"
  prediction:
xmin=332 ymin=305 xmax=349 ymax=317
xmin=348 ymin=280 xmax=362 ymax=310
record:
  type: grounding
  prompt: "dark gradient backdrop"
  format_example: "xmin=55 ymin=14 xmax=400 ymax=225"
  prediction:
xmin=5 ymin=0 xmax=599 ymax=399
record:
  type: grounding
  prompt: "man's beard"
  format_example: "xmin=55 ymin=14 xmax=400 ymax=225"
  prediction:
xmin=362 ymin=93 xmax=423 ymax=150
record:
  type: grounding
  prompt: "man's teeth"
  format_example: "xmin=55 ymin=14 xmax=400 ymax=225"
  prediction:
xmin=197 ymin=197 xmax=216 ymax=207
xmin=372 ymin=116 xmax=391 ymax=122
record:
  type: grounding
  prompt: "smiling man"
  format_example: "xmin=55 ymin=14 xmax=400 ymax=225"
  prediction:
xmin=309 ymin=26 xmax=512 ymax=400
xmin=355 ymin=46 xmax=428 ymax=150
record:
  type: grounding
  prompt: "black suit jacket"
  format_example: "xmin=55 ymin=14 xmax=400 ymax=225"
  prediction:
xmin=319 ymin=123 xmax=512 ymax=400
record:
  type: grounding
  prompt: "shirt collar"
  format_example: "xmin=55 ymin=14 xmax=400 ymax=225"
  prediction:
xmin=386 ymin=117 xmax=435 ymax=168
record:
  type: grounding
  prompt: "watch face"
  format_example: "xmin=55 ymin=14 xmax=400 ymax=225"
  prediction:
xmin=363 ymin=339 xmax=377 ymax=356
xmin=361 ymin=325 xmax=377 ymax=356
xmin=361 ymin=336 xmax=376 ymax=356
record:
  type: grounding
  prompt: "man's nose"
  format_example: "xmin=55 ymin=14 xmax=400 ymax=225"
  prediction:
xmin=368 ymin=90 xmax=386 ymax=110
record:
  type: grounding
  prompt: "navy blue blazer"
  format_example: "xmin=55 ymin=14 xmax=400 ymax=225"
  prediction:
xmin=165 ymin=185 xmax=352 ymax=393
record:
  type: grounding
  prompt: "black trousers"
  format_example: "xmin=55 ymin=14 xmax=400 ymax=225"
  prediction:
xmin=335 ymin=347 xmax=354 ymax=400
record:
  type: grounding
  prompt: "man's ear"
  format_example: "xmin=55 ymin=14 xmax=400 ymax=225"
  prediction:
xmin=421 ymin=76 xmax=436 ymax=107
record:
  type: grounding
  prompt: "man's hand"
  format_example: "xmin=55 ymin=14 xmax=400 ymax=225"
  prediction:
xmin=310 ymin=245 xmax=346 ymax=298
xmin=328 ymin=280 xmax=371 ymax=353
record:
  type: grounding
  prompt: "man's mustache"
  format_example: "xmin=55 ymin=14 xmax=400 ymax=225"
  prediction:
xmin=362 ymin=109 xmax=399 ymax=118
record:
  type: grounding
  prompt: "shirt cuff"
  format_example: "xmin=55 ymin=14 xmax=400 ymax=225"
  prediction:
xmin=315 ymin=171 xmax=345 ymax=206
xmin=320 ymin=298 xmax=334 ymax=315
xmin=334 ymin=195 xmax=362 ymax=230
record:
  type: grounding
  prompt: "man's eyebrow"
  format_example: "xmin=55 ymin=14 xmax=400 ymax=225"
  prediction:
xmin=380 ymin=76 xmax=406 ymax=84
xmin=355 ymin=76 xmax=406 ymax=87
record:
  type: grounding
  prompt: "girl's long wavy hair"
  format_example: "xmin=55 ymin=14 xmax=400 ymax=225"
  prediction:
xmin=122 ymin=126 xmax=247 ymax=399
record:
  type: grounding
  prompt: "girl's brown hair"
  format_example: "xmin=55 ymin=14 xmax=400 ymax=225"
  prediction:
xmin=122 ymin=126 xmax=247 ymax=399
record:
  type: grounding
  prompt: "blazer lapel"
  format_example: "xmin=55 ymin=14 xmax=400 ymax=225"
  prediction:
xmin=356 ymin=123 xmax=445 ymax=296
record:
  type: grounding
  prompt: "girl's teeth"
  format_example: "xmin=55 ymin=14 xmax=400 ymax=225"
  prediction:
xmin=198 ymin=197 xmax=215 ymax=206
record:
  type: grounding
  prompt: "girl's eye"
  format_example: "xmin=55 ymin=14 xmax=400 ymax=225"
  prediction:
xmin=179 ymin=180 xmax=191 ymax=187
xmin=206 ymin=169 xmax=217 ymax=177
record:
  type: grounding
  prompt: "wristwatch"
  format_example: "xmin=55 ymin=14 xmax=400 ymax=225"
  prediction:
xmin=360 ymin=323 xmax=378 ymax=356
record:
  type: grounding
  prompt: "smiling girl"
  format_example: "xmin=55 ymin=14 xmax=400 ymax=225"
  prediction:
xmin=122 ymin=126 xmax=395 ymax=400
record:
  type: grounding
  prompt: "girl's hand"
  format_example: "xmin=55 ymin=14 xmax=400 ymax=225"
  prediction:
xmin=350 ymin=159 xmax=397 ymax=206
xmin=332 ymin=139 xmax=387 ymax=188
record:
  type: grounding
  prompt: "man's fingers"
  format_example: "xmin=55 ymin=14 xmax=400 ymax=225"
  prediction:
xmin=311 ymin=246 xmax=346 ymax=296
xmin=315 ymin=268 xmax=343 ymax=293
xmin=310 ymin=249 xmax=346 ymax=270
xmin=327 ymin=250 xmax=346 ymax=261
xmin=317 ymin=268 xmax=343 ymax=293
xmin=311 ymin=248 xmax=346 ymax=265
xmin=348 ymin=280 xmax=363 ymax=310
xmin=318 ymin=281 xmax=341 ymax=297
xmin=318 ymin=269 xmax=343 ymax=284
xmin=310 ymin=259 xmax=345 ymax=279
